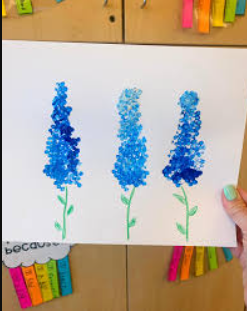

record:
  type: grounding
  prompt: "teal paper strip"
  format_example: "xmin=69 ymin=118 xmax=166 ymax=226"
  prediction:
xmin=236 ymin=0 xmax=246 ymax=14
xmin=222 ymin=247 xmax=233 ymax=262
xmin=57 ymin=256 xmax=73 ymax=296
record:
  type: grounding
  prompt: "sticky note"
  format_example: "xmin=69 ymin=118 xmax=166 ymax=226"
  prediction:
xmin=195 ymin=247 xmax=205 ymax=277
xmin=225 ymin=0 xmax=238 ymax=22
xmin=2 ymin=0 xmax=7 ymax=17
xmin=198 ymin=0 xmax=211 ymax=33
xmin=212 ymin=0 xmax=226 ymax=27
xmin=35 ymin=264 xmax=53 ymax=302
xmin=180 ymin=246 xmax=194 ymax=281
xmin=22 ymin=266 xmax=43 ymax=306
xmin=9 ymin=267 xmax=32 ymax=309
xmin=182 ymin=0 xmax=194 ymax=28
xmin=207 ymin=247 xmax=218 ymax=270
xmin=15 ymin=0 xmax=33 ymax=15
xmin=168 ymin=246 xmax=183 ymax=281
xmin=47 ymin=260 xmax=60 ymax=298
xmin=57 ymin=256 xmax=73 ymax=296
xmin=222 ymin=247 xmax=233 ymax=262
xmin=236 ymin=0 xmax=246 ymax=14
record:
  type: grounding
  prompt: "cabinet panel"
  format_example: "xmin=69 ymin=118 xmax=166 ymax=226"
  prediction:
xmin=125 ymin=0 xmax=247 ymax=46
xmin=2 ymin=245 xmax=127 ymax=311
xmin=2 ymin=0 xmax=123 ymax=43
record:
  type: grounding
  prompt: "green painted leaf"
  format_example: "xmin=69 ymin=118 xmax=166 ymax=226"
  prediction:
xmin=129 ymin=218 xmax=137 ymax=228
xmin=55 ymin=222 xmax=62 ymax=232
xmin=67 ymin=205 xmax=74 ymax=216
xmin=58 ymin=195 xmax=66 ymax=205
xmin=121 ymin=195 xmax=130 ymax=206
xmin=189 ymin=206 xmax=198 ymax=217
xmin=173 ymin=194 xmax=186 ymax=205
xmin=176 ymin=223 xmax=186 ymax=235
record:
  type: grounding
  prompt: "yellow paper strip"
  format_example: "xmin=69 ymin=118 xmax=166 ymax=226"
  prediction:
xmin=2 ymin=0 xmax=7 ymax=17
xmin=212 ymin=0 xmax=226 ymax=27
xmin=195 ymin=247 xmax=205 ymax=277
xmin=35 ymin=264 xmax=54 ymax=303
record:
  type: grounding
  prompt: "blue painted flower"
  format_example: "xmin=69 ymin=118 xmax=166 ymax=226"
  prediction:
xmin=44 ymin=82 xmax=83 ymax=191
xmin=163 ymin=91 xmax=205 ymax=188
xmin=112 ymin=88 xmax=149 ymax=192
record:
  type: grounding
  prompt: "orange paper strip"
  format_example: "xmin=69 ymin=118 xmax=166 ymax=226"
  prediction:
xmin=198 ymin=0 xmax=212 ymax=33
xmin=22 ymin=266 xmax=43 ymax=307
xmin=180 ymin=246 xmax=194 ymax=281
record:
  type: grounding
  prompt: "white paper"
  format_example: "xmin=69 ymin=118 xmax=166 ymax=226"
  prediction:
xmin=3 ymin=41 xmax=247 ymax=247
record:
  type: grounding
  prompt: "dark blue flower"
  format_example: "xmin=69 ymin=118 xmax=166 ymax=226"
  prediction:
xmin=163 ymin=91 xmax=205 ymax=188
xmin=44 ymin=82 xmax=83 ymax=191
xmin=112 ymin=88 xmax=149 ymax=191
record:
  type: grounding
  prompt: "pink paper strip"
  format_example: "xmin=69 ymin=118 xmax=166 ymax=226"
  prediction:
xmin=168 ymin=246 xmax=184 ymax=281
xmin=9 ymin=268 xmax=32 ymax=309
xmin=182 ymin=0 xmax=194 ymax=28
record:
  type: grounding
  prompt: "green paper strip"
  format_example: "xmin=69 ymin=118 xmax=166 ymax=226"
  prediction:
xmin=207 ymin=247 xmax=218 ymax=270
xmin=47 ymin=260 xmax=60 ymax=298
xmin=16 ymin=0 xmax=33 ymax=15
xmin=225 ymin=0 xmax=238 ymax=22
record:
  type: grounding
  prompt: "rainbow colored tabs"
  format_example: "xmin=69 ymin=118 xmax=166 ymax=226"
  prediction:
xmin=195 ymin=247 xmax=205 ymax=277
xmin=47 ymin=260 xmax=60 ymax=298
xmin=22 ymin=266 xmax=43 ymax=307
xmin=9 ymin=267 xmax=32 ymax=309
xmin=180 ymin=246 xmax=194 ymax=281
xmin=212 ymin=0 xmax=226 ymax=27
xmin=207 ymin=247 xmax=218 ymax=270
xmin=222 ymin=247 xmax=233 ymax=262
xmin=198 ymin=0 xmax=211 ymax=33
xmin=35 ymin=264 xmax=54 ymax=302
xmin=57 ymin=256 xmax=73 ymax=296
xmin=2 ymin=0 xmax=7 ymax=17
xmin=168 ymin=246 xmax=184 ymax=281
xmin=225 ymin=0 xmax=238 ymax=22
xmin=236 ymin=0 xmax=246 ymax=14
xmin=182 ymin=0 xmax=194 ymax=28
xmin=15 ymin=0 xmax=33 ymax=15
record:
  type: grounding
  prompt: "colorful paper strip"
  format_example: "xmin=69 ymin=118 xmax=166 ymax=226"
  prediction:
xmin=168 ymin=246 xmax=184 ymax=281
xmin=35 ymin=264 xmax=54 ymax=302
xmin=182 ymin=0 xmax=194 ymax=28
xmin=198 ymin=0 xmax=211 ymax=33
xmin=2 ymin=0 xmax=7 ymax=17
xmin=9 ymin=267 xmax=32 ymax=309
xmin=236 ymin=0 xmax=246 ymax=14
xmin=225 ymin=0 xmax=238 ymax=22
xmin=195 ymin=247 xmax=205 ymax=277
xmin=47 ymin=260 xmax=61 ymax=298
xmin=207 ymin=247 xmax=218 ymax=270
xmin=15 ymin=0 xmax=33 ymax=15
xmin=180 ymin=246 xmax=194 ymax=281
xmin=222 ymin=247 xmax=233 ymax=262
xmin=212 ymin=0 xmax=226 ymax=27
xmin=57 ymin=256 xmax=73 ymax=296
xmin=22 ymin=266 xmax=43 ymax=307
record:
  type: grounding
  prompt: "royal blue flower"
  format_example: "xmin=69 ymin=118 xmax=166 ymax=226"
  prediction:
xmin=44 ymin=82 xmax=83 ymax=191
xmin=112 ymin=88 xmax=149 ymax=191
xmin=163 ymin=91 xmax=206 ymax=188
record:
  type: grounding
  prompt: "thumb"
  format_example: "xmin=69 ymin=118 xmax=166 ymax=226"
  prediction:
xmin=222 ymin=185 xmax=247 ymax=234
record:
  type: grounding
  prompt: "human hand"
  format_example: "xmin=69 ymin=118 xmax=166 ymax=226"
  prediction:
xmin=222 ymin=186 xmax=247 ymax=306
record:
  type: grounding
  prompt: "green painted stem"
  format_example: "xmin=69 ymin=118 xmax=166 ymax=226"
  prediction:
xmin=62 ymin=187 xmax=68 ymax=240
xmin=181 ymin=186 xmax=189 ymax=242
xmin=127 ymin=187 xmax=136 ymax=241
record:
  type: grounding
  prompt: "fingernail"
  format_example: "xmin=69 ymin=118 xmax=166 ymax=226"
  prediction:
xmin=224 ymin=185 xmax=237 ymax=201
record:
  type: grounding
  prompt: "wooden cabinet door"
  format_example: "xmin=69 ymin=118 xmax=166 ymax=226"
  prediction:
xmin=2 ymin=245 xmax=127 ymax=311
xmin=125 ymin=0 xmax=247 ymax=45
xmin=2 ymin=0 xmax=123 ymax=43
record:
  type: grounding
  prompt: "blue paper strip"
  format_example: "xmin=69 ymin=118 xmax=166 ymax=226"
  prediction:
xmin=236 ymin=0 xmax=246 ymax=14
xmin=57 ymin=256 xmax=73 ymax=296
xmin=222 ymin=247 xmax=233 ymax=262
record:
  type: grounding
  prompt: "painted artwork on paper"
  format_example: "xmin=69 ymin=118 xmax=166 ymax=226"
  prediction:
xmin=44 ymin=82 xmax=83 ymax=240
xmin=113 ymin=88 xmax=149 ymax=240
xmin=163 ymin=91 xmax=206 ymax=242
